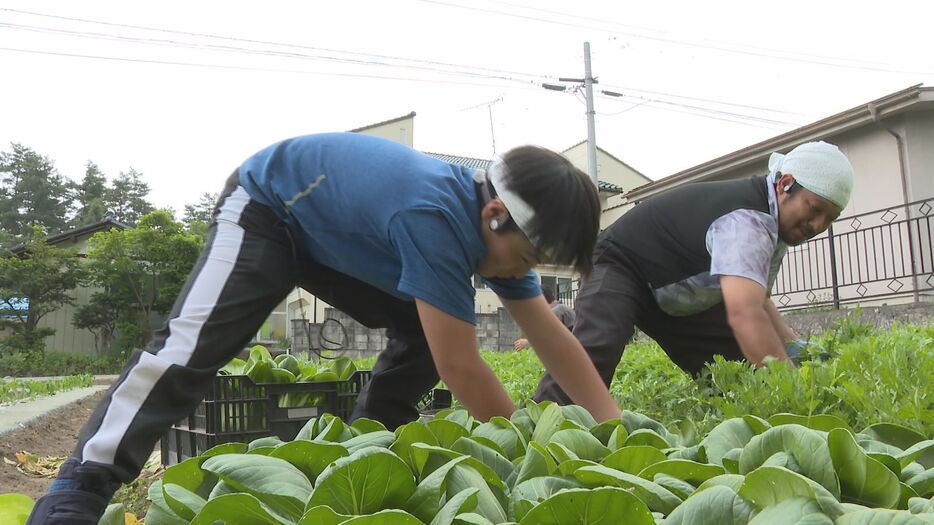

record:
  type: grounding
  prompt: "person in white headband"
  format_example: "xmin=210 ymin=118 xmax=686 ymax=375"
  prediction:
xmin=534 ymin=140 xmax=855 ymax=406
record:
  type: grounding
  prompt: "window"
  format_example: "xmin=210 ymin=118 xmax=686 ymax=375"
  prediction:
xmin=540 ymin=275 xmax=557 ymax=293
xmin=0 ymin=297 xmax=29 ymax=321
xmin=539 ymin=275 xmax=573 ymax=300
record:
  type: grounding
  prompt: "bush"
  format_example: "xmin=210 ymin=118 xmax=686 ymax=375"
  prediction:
xmin=0 ymin=350 xmax=126 ymax=377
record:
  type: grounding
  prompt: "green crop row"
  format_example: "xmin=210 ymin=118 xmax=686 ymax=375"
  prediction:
xmin=0 ymin=374 xmax=93 ymax=405
xmin=102 ymin=402 xmax=934 ymax=523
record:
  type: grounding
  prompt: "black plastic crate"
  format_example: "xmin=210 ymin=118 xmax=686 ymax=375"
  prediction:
xmin=418 ymin=388 xmax=453 ymax=415
xmin=161 ymin=370 xmax=370 ymax=465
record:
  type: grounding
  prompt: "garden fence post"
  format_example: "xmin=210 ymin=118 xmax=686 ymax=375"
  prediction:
xmin=827 ymin=224 xmax=840 ymax=309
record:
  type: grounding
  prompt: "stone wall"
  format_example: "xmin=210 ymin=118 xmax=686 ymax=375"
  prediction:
xmin=782 ymin=301 xmax=934 ymax=337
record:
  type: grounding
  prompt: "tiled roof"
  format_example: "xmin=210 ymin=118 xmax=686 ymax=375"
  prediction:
xmin=422 ymin=152 xmax=492 ymax=170
xmin=423 ymin=152 xmax=624 ymax=194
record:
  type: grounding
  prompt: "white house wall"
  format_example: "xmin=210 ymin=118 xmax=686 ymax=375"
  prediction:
xmin=903 ymin=111 xmax=934 ymax=202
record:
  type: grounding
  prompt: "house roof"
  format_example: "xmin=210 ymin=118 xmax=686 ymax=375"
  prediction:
xmin=349 ymin=111 xmax=417 ymax=133
xmin=561 ymin=140 xmax=651 ymax=184
xmin=423 ymin=152 xmax=625 ymax=194
xmin=626 ymin=84 xmax=934 ymax=202
xmin=11 ymin=215 xmax=128 ymax=255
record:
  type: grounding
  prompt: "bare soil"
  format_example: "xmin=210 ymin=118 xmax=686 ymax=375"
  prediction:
xmin=0 ymin=391 xmax=106 ymax=499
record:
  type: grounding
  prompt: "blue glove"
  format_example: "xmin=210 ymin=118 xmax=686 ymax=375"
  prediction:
xmin=26 ymin=458 xmax=120 ymax=525
xmin=786 ymin=339 xmax=831 ymax=364
xmin=785 ymin=338 xmax=809 ymax=361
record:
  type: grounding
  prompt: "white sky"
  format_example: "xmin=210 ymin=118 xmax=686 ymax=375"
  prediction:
xmin=1 ymin=0 xmax=932 ymax=213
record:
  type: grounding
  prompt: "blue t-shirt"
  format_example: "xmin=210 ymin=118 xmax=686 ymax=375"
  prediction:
xmin=238 ymin=132 xmax=540 ymax=324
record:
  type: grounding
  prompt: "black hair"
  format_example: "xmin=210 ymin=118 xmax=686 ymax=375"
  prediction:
xmin=541 ymin=284 xmax=556 ymax=303
xmin=496 ymin=145 xmax=600 ymax=275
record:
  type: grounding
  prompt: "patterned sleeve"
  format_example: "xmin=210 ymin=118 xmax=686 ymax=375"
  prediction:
xmin=706 ymin=209 xmax=779 ymax=289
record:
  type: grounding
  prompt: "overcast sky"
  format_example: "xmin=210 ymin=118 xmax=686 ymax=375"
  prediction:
xmin=2 ymin=0 xmax=932 ymax=214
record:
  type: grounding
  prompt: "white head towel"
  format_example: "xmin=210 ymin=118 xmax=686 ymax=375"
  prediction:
xmin=768 ymin=141 xmax=855 ymax=210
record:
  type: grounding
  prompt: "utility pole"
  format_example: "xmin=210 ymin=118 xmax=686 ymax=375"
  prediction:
xmin=541 ymin=42 xmax=599 ymax=187
xmin=583 ymin=42 xmax=598 ymax=187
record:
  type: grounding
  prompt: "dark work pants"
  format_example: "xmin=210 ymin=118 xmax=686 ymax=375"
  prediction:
xmin=534 ymin=260 xmax=744 ymax=404
xmin=70 ymin=172 xmax=436 ymax=487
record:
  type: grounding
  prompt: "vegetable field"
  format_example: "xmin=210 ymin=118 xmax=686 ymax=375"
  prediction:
xmin=1 ymin=322 xmax=931 ymax=524
xmin=117 ymin=402 xmax=934 ymax=523
xmin=482 ymin=322 xmax=933 ymax=437
xmin=125 ymin=323 xmax=934 ymax=523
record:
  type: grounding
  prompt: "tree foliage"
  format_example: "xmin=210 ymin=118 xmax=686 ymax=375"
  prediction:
xmin=0 ymin=143 xmax=71 ymax=238
xmin=107 ymin=168 xmax=154 ymax=226
xmin=0 ymin=227 xmax=87 ymax=353
xmin=77 ymin=210 xmax=203 ymax=350
xmin=182 ymin=191 xmax=218 ymax=239
xmin=72 ymin=161 xmax=110 ymax=227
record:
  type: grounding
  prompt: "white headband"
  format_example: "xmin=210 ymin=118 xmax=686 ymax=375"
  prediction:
xmin=486 ymin=158 xmax=537 ymax=240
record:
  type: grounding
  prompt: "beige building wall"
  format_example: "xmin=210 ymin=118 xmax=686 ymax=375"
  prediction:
xmin=473 ymin=264 xmax=577 ymax=315
xmin=834 ymin=126 xmax=904 ymax=216
xmin=351 ymin=113 xmax=415 ymax=148
xmin=902 ymin=111 xmax=934 ymax=202
xmin=561 ymin=142 xmax=652 ymax=230
xmin=35 ymin=232 xmax=112 ymax=354
xmin=39 ymin=285 xmax=101 ymax=354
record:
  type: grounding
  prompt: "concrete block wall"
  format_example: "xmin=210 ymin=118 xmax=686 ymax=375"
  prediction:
xmin=292 ymin=306 xmax=521 ymax=357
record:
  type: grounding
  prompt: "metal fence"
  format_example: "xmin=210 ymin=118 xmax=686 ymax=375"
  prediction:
xmin=772 ymin=197 xmax=933 ymax=309
xmin=555 ymin=197 xmax=934 ymax=310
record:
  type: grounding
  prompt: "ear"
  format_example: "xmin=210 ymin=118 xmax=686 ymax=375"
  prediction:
xmin=777 ymin=173 xmax=796 ymax=194
xmin=480 ymin=197 xmax=509 ymax=224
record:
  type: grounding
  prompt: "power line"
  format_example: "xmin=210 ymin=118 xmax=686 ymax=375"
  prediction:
xmin=0 ymin=7 xmax=553 ymax=82
xmin=597 ymin=82 xmax=808 ymax=117
xmin=0 ymin=8 xmax=813 ymax=130
xmin=0 ymin=46 xmax=543 ymax=90
xmin=595 ymin=92 xmax=794 ymax=130
xmin=0 ymin=20 xmax=541 ymax=85
xmin=1 ymin=6 xmax=818 ymax=125
xmin=491 ymin=0 xmax=925 ymax=72
xmin=411 ymin=0 xmax=934 ymax=76
xmin=599 ymin=90 xmax=799 ymax=126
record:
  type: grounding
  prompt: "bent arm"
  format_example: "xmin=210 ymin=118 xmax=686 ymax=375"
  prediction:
xmin=502 ymin=295 xmax=621 ymax=422
xmin=415 ymin=299 xmax=516 ymax=421
xmin=720 ymin=275 xmax=790 ymax=366
xmin=764 ymin=297 xmax=798 ymax=343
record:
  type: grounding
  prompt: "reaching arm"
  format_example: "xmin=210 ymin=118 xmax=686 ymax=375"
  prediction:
xmin=720 ymin=275 xmax=791 ymax=366
xmin=764 ymin=297 xmax=798 ymax=342
xmin=502 ymin=295 xmax=621 ymax=423
xmin=415 ymin=299 xmax=516 ymax=421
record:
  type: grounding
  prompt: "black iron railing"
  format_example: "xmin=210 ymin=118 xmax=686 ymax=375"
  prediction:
xmin=772 ymin=197 xmax=933 ymax=309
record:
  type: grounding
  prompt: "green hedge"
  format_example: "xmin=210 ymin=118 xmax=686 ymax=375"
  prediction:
xmin=0 ymin=350 xmax=126 ymax=377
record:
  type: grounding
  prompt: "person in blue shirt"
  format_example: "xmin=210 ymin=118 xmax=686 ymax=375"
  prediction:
xmin=28 ymin=132 xmax=621 ymax=524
